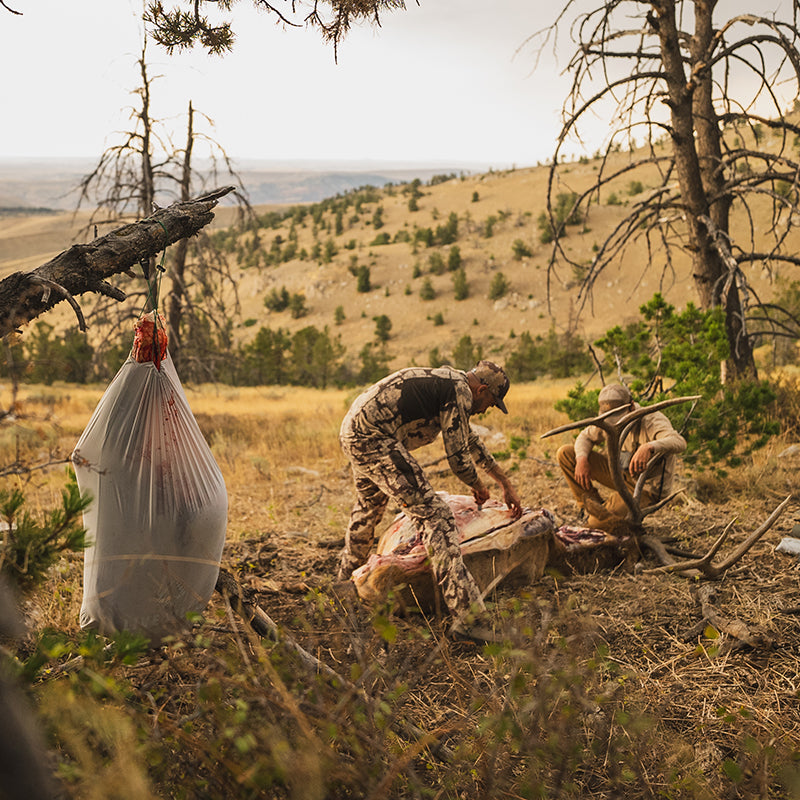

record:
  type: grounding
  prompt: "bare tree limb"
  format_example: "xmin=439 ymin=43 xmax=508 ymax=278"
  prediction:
xmin=0 ymin=187 xmax=235 ymax=339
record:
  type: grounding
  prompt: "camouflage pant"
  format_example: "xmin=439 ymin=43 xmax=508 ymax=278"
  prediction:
xmin=338 ymin=434 xmax=485 ymax=618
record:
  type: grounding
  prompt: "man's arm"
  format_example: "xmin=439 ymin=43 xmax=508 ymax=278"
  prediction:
xmin=630 ymin=412 xmax=687 ymax=475
xmin=466 ymin=428 xmax=522 ymax=517
xmin=483 ymin=461 xmax=522 ymax=518
xmin=573 ymin=427 xmax=599 ymax=489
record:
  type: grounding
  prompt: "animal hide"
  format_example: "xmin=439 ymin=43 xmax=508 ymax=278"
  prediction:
xmin=352 ymin=494 xmax=626 ymax=608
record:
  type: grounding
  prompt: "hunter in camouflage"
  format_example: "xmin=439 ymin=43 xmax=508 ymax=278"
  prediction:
xmin=337 ymin=361 xmax=522 ymax=633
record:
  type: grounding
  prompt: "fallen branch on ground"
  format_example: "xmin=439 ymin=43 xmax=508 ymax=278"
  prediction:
xmin=214 ymin=567 xmax=455 ymax=762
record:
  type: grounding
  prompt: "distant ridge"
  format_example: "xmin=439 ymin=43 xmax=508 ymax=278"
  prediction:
xmin=0 ymin=157 xmax=503 ymax=211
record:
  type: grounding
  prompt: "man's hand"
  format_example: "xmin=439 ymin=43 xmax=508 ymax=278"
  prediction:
xmin=502 ymin=483 xmax=523 ymax=520
xmin=472 ymin=481 xmax=490 ymax=507
xmin=574 ymin=455 xmax=593 ymax=490
xmin=629 ymin=442 xmax=654 ymax=475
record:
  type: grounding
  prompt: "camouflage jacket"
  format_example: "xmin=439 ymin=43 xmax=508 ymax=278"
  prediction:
xmin=340 ymin=366 xmax=499 ymax=488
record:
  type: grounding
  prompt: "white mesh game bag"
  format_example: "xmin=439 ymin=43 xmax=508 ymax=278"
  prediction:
xmin=72 ymin=313 xmax=227 ymax=641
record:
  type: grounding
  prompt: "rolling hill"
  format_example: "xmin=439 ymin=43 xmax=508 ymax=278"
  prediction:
xmin=0 ymin=149 xmax=791 ymax=374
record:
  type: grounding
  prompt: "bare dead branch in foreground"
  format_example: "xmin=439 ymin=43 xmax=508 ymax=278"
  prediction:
xmin=0 ymin=186 xmax=235 ymax=339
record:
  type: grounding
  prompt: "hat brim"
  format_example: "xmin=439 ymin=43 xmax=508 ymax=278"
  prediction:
xmin=495 ymin=397 xmax=508 ymax=414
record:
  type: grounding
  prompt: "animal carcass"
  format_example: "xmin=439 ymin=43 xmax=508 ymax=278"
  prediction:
xmin=351 ymin=493 xmax=626 ymax=608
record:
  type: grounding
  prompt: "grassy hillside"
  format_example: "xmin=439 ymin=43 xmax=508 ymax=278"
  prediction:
xmin=0 ymin=144 xmax=793 ymax=373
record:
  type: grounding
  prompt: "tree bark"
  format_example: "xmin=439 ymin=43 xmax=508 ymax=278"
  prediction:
xmin=0 ymin=186 xmax=235 ymax=339
xmin=652 ymin=0 xmax=756 ymax=378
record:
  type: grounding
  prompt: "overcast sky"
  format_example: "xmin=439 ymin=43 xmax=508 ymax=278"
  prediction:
xmin=5 ymin=1 xmax=793 ymax=171
xmin=3 ymin=0 xmax=583 ymax=169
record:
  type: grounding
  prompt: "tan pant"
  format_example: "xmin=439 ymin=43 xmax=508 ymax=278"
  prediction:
xmin=557 ymin=444 xmax=655 ymax=528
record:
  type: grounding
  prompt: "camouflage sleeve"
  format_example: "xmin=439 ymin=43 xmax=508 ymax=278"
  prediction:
xmin=467 ymin=427 xmax=500 ymax=473
xmin=440 ymin=386 xmax=481 ymax=488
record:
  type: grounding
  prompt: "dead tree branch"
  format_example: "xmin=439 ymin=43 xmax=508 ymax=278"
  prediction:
xmin=0 ymin=186 xmax=235 ymax=339
xmin=214 ymin=567 xmax=455 ymax=763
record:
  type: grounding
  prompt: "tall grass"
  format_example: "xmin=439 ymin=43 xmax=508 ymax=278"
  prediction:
xmin=4 ymin=377 xmax=800 ymax=798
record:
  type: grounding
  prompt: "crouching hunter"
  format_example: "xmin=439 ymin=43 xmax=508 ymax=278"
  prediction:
xmin=557 ymin=383 xmax=687 ymax=529
xmin=337 ymin=361 xmax=522 ymax=640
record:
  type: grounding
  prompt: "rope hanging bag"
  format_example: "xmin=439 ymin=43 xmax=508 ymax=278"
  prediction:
xmin=72 ymin=248 xmax=227 ymax=643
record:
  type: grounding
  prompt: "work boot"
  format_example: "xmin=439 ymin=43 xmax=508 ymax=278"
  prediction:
xmin=582 ymin=491 xmax=611 ymax=525
xmin=449 ymin=616 xmax=512 ymax=645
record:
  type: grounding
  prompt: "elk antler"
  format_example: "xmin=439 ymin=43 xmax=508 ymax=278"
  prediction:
xmin=542 ymin=396 xmax=700 ymax=527
xmin=641 ymin=494 xmax=792 ymax=579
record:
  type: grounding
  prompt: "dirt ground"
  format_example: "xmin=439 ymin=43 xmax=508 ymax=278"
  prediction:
xmin=204 ymin=445 xmax=800 ymax=798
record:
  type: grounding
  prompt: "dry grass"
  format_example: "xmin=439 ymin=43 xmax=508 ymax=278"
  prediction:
xmin=2 ymin=379 xmax=800 ymax=797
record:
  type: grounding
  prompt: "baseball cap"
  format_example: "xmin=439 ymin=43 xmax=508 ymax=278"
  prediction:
xmin=472 ymin=360 xmax=509 ymax=414
xmin=598 ymin=383 xmax=632 ymax=408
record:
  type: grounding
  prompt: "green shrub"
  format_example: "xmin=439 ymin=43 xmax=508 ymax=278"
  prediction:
xmin=452 ymin=268 xmax=469 ymax=301
xmin=428 ymin=251 xmax=446 ymax=275
xmin=511 ymin=239 xmax=533 ymax=260
xmin=370 ymin=232 xmax=391 ymax=246
xmin=627 ymin=180 xmax=644 ymax=196
xmin=356 ymin=265 xmax=372 ymax=293
xmin=373 ymin=314 xmax=392 ymax=342
xmin=447 ymin=245 xmax=462 ymax=272
xmin=489 ymin=272 xmax=509 ymax=301
xmin=264 ymin=286 xmax=290 ymax=312
xmin=555 ymin=293 xmax=780 ymax=468
xmin=0 ymin=475 xmax=89 ymax=592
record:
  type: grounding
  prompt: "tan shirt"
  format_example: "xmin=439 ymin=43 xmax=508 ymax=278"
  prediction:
xmin=574 ymin=403 xmax=687 ymax=496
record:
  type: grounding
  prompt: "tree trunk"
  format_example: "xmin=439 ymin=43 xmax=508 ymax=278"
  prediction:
xmin=167 ymin=101 xmax=195 ymax=367
xmin=651 ymin=0 xmax=756 ymax=379
xmin=138 ymin=44 xmax=159 ymax=313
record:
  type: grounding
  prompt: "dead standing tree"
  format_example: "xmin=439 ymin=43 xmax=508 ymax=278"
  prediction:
xmin=76 ymin=40 xmax=248 ymax=380
xmin=535 ymin=0 xmax=800 ymax=380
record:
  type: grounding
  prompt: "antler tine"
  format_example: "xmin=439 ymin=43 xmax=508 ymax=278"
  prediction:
xmin=614 ymin=396 xmax=701 ymax=430
xmin=643 ymin=494 xmax=792 ymax=579
xmin=640 ymin=520 xmax=735 ymax=578
xmin=712 ymin=494 xmax=792 ymax=572
xmin=540 ymin=405 xmax=624 ymax=439
xmin=541 ymin=395 xmax=701 ymax=440
xmin=640 ymin=488 xmax=684 ymax=517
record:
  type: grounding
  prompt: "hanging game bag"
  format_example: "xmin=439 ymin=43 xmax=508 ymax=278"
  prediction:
xmin=72 ymin=313 xmax=227 ymax=641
